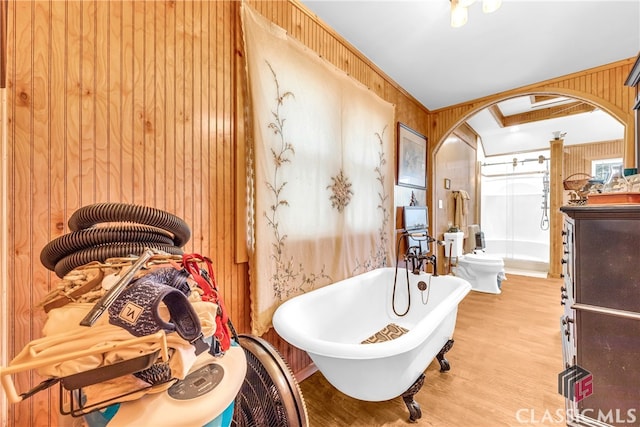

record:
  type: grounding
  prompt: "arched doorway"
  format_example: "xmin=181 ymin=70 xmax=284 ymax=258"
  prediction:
xmin=432 ymin=92 xmax=627 ymax=277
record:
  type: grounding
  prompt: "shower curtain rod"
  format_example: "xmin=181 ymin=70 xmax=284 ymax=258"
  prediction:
xmin=481 ymin=170 xmax=547 ymax=178
xmin=481 ymin=156 xmax=550 ymax=167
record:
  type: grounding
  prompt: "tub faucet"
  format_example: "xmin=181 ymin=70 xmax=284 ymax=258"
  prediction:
xmin=423 ymin=252 xmax=439 ymax=277
xmin=403 ymin=232 xmax=444 ymax=276
xmin=404 ymin=245 xmax=425 ymax=275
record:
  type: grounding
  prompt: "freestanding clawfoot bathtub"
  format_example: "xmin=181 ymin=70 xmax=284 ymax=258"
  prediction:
xmin=272 ymin=267 xmax=471 ymax=422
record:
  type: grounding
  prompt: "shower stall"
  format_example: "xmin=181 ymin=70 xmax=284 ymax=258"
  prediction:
xmin=480 ymin=152 xmax=550 ymax=273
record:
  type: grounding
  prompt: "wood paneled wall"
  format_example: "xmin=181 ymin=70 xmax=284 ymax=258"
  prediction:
xmin=564 ymin=139 xmax=624 ymax=178
xmin=427 ymin=59 xmax=637 ymax=168
xmin=5 ymin=1 xmax=247 ymax=425
xmin=433 ymin=130 xmax=477 ymax=229
xmin=247 ymin=0 xmax=430 ymax=131
xmin=2 ymin=1 xmax=429 ymax=425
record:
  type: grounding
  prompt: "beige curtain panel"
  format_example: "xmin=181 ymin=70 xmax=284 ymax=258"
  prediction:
xmin=241 ymin=4 xmax=396 ymax=335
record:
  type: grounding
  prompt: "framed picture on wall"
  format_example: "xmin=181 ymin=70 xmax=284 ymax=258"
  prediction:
xmin=397 ymin=122 xmax=427 ymax=189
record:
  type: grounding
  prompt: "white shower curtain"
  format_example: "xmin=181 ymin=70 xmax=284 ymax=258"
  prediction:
xmin=241 ymin=4 xmax=396 ymax=335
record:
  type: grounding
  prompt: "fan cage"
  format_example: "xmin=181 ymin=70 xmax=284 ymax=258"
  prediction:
xmin=232 ymin=335 xmax=308 ymax=427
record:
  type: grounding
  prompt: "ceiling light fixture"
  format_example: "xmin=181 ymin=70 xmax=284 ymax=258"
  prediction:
xmin=450 ymin=0 xmax=502 ymax=28
xmin=450 ymin=0 xmax=468 ymax=28
xmin=482 ymin=0 xmax=502 ymax=13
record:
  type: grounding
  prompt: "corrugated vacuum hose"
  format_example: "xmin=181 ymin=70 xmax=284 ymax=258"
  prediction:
xmin=232 ymin=334 xmax=308 ymax=427
xmin=40 ymin=202 xmax=191 ymax=277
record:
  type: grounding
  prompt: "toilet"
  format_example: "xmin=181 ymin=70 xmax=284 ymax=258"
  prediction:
xmin=444 ymin=229 xmax=505 ymax=294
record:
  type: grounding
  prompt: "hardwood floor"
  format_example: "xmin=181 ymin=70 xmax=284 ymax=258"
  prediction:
xmin=298 ymin=274 xmax=566 ymax=426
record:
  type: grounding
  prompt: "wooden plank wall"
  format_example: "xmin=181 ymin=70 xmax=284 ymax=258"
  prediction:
xmin=564 ymin=139 xmax=624 ymax=178
xmin=247 ymin=0 xmax=430 ymax=130
xmin=428 ymin=59 xmax=637 ymax=165
xmin=5 ymin=1 xmax=248 ymax=425
xmin=3 ymin=1 xmax=430 ymax=425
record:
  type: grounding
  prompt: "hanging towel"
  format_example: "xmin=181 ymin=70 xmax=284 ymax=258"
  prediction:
xmin=453 ymin=190 xmax=470 ymax=234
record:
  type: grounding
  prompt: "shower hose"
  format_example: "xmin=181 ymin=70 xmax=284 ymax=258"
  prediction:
xmin=40 ymin=202 xmax=191 ymax=278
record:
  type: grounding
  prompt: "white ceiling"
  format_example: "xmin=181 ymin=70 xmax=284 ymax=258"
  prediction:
xmin=467 ymin=98 xmax=625 ymax=156
xmin=299 ymin=0 xmax=640 ymax=156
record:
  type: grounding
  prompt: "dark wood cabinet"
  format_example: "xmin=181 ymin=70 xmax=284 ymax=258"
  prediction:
xmin=560 ymin=205 xmax=640 ymax=427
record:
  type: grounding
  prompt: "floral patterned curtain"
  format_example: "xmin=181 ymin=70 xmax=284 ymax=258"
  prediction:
xmin=241 ymin=4 xmax=395 ymax=335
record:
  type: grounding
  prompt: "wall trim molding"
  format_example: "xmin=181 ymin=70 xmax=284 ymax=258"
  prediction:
xmin=1 ymin=88 xmax=8 ymax=427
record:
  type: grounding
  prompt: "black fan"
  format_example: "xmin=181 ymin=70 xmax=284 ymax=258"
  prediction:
xmin=232 ymin=334 xmax=308 ymax=427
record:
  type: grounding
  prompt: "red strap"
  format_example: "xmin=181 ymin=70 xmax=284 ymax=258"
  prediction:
xmin=182 ymin=254 xmax=215 ymax=300
xmin=182 ymin=254 xmax=231 ymax=351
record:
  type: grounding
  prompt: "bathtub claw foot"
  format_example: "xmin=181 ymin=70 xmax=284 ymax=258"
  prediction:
xmin=402 ymin=373 xmax=425 ymax=422
xmin=436 ymin=339 xmax=454 ymax=372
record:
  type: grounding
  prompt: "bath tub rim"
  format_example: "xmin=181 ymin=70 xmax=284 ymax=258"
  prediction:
xmin=272 ymin=269 xmax=471 ymax=360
